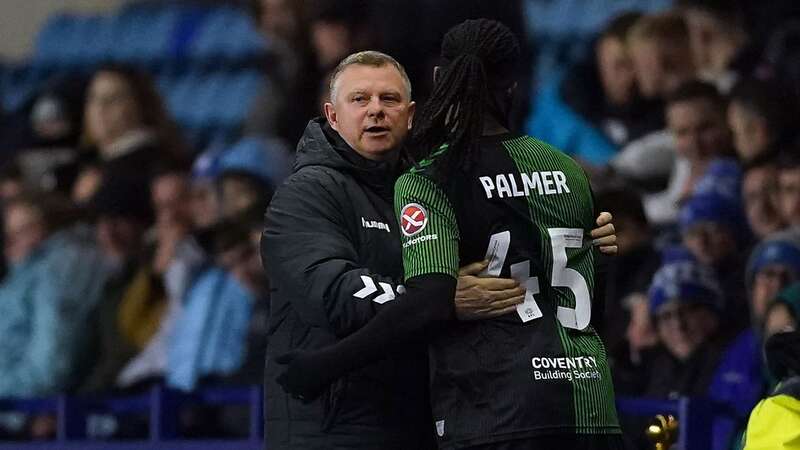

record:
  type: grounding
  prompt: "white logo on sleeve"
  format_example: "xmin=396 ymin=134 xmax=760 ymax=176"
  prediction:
xmin=353 ymin=276 xmax=396 ymax=304
xmin=400 ymin=203 xmax=428 ymax=236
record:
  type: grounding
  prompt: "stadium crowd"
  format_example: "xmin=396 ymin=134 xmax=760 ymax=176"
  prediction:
xmin=0 ymin=0 xmax=799 ymax=448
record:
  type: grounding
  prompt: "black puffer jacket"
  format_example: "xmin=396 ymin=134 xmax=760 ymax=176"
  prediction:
xmin=261 ymin=118 xmax=434 ymax=450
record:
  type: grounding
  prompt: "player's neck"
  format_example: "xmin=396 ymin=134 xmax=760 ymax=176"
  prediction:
xmin=482 ymin=116 xmax=509 ymax=136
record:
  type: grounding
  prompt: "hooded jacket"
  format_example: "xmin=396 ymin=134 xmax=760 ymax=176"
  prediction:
xmin=261 ymin=118 xmax=433 ymax=449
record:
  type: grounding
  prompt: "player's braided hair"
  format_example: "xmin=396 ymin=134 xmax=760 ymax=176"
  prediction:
xmin=411 ymin=19 xmax=520 ymax=172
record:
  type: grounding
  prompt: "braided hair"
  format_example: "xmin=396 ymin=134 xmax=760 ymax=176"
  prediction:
xmin=411 ymin=19 xmax=520 ymax=172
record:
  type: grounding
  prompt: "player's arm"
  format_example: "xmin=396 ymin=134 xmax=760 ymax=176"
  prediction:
xmin=274 ymin=172 xmax=462 ymax=399
xmin=262 ymin=169 xmax=403 ymax=337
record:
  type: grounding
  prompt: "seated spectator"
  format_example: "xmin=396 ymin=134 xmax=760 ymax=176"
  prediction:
xmin=742 ymin=157 xmax=785 ymax=239
xmin=742 ymin=331 xmax=800 ymax=449
xmin=644 ymin=249 xmax=764 ymax=450
xmin=745 ymin=231 xmax=800 ymax=332
xmin=777 ymin=149 xmax=800 ymax=227
xmin=628 ymin=12 xmax=696 ymax=101
xmin=0 ymin=192 xmax=109 ymax=398
xmin=528 ymin=12 xmax=663 ymax=166
xmin=72 ymin=64 xmax=189 ymax=203
xmin=680 ymin=175 xmax=751 ymax=325
xmin=612 ymin=80 xmax=731 ymax=228
xmin=679 ymin=0 xmax=751 ymax=91
xmin=165 ymin=152 xmax=273 ymax=392
xmin=116 ymin=166 xmax=203 ymax=389
xmin=727 ymin=78 xmax=799 ymax=166
xmin=78 ymin=179 xmax=160 ymax=394
xmin=762 ymin=283 xmax=800 ymax=339
xmin=668 ymin=81 xmax=736 ymax=202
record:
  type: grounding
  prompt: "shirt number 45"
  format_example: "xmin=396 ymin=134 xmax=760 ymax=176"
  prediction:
xmin=480 ymin=228 xmax=591 ymax=330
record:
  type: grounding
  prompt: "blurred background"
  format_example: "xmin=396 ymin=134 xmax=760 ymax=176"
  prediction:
xmin=1 ymin=0 xmax=800 ymax=449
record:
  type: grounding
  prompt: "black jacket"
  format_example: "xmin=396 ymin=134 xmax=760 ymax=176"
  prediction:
xmin=261 ymin=118 xmax=434 ymax=449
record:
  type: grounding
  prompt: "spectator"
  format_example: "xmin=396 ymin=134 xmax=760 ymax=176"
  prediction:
xmin=614 ymin=80 xmax=733 ymax=228
xmin=527 ymin=12 xmax=665 ymax=166
xmin=727 ymin=78 xmax=799 ymax=166
xmin=680 ymin=188 xmax=750 ymax=325
xmin=668 ymin=81 xmax=735 ymax=201
xmin=165 ymin=148 xmax=274 ymax=392
xmin=0 ymin=192 xmax=109 ymax=398
xmin=78 ymin=179 xmax=159 ymax=394
xmin=116 ymin=167 xmax=202 ymax=389
xmin=607 ymin=13 xmax=698 ymax=209
xmin=209 ymin=208 xmax=270 ymax=384
xmin=628 ymin=13 xmax=696 ymax=101
xmin=745 ymin=230 xmax=800 ymax=331
xmin=777 ymin=150 xmax=800 ymax=227
xmin=742 ymin=157 xmax=785 ymax=238
xmin=741 ymin=331 xmax=800 ymax=449
xmin=679 ymin=0 xmax=751 ymax=91
xmin=644 ymin=249 xmax=764 ymax=450
xmin=72 ymin=65 xmax=188 ymax=203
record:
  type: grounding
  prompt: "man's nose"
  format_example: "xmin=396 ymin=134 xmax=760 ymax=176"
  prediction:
xmin=367 ymin=97 xmax=384 ymax=117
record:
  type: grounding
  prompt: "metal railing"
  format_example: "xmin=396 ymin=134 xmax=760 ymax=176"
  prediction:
xmin=0 ymin=391 xmax=720 ymax=450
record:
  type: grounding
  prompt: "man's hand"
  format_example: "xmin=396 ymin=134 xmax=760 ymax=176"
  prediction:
xmin=455 ymin=261 xmax=525 ymax=320
xmin=275 ymin=350 xmax=331 ymax=402
xmin=591 ymin=211 xmax=617 ymax=255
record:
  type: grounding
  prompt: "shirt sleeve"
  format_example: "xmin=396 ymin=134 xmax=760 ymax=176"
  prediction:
xmin=394 ymin=172 xmax=460 ymax=280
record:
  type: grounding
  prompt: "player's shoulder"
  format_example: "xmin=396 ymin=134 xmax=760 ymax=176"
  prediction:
xmin=511 ymin=135 xmax=587 ymax=175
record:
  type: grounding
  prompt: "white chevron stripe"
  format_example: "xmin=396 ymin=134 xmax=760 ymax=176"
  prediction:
xmin=353 ymin=276 xmax=378 ymax=299
xmin=373 ymin=282 xmax=396 ymax=304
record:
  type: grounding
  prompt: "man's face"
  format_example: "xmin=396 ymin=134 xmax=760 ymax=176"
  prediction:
xmin=778 ymin=168 xmax=800 ymax=226
xmin=630 ymin=39 xmax=694 ymax=99
xmin=325 ymin=64 xmax=415 ymax=161
xmin=751 ymin=264 xmax=795 ymax=325
xmin=667 ymin=98 xmax=730 ymax=160
xmin=683 ymin=221 xmax=736 ymax=266
xmin=656 ymin=301 xmax=718 ymax=360
xmin=151 ymin=173 xmax=192 ymax=226
xmin=743 ymin=166 xmax=783 ymax=239
xmin=727 ymin=101 xmax=771 ymax=163
xmin=596 ymin=36 xmax=636 ymax=106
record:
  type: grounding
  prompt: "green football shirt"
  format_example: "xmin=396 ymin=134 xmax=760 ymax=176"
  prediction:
xmin=394 ymin=134 xmax=620 ymax=448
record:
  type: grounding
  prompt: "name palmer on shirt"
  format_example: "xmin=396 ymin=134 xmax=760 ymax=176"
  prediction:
xmin=479 ymin=171 xmax=571 ymax=199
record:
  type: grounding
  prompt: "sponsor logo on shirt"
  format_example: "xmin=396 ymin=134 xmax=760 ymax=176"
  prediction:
xmin=402 ymin=234 xmax=438 ymax=248
xmin=361 ymin=217 xmax=391 ymax=233
xmin=400 ymin=203 xmax=428 ymax=236
xmin=531 ymin=356 xmax=602 ymax=382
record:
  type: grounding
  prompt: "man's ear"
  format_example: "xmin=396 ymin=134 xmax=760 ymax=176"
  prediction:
xmin=407 ymin=101 xmax=416 ymax=130
xmin=433 ymin=66 xmax=441 ymax=85
xmin=323 ymin=102 xmax=338 ymax=131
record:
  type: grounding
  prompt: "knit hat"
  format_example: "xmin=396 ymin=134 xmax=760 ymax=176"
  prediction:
xmin=191 ymin=137 xmax=291 ymax=186
xmin=680 ymin=158 xmax=749 ymax=236
xmin=648 ymin=246 xmax=724 ymax=316
xmin=746 ymin=229 xmax=800 ymax=288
